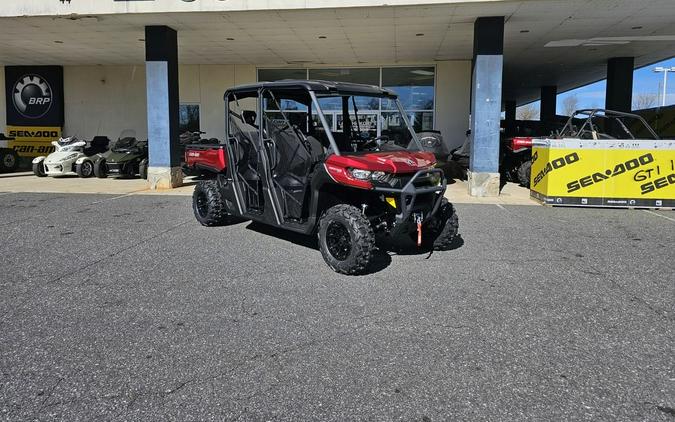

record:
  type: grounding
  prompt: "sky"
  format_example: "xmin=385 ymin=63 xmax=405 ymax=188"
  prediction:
xmin=517 ymin=56 xmax=675 ymax=119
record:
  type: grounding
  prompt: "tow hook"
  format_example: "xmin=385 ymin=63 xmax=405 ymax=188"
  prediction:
xmin=414 ymin=212 xmax=423 ymax=247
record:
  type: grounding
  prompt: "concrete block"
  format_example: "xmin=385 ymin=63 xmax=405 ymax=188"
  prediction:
xmin=467 ymin=170 xmax=500 ymax=197
xmin=147 ymin=166 xmax=183 ymax=189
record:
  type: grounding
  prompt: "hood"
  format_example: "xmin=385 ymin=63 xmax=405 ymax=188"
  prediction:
xmin=327 ymin=150 xmax=436 ymax=174
xmin=106 ymin=150 xmax=142 ymax=163
xmin=45 ymin=150 xmax=82 ymax=163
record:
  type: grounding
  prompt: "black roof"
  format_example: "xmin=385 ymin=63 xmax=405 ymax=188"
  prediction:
xmin=225 ymin=79 xmax=396 ymax=98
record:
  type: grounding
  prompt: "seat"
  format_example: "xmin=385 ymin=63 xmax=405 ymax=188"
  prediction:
xmin=84 ymin=136 xmax=110 ymax=156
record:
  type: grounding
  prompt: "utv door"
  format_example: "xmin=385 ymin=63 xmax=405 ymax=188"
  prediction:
xmin=226 ymin=92 xmax=267 ymax=217
xmin=260 ymin=89 xmax=319 ymax=222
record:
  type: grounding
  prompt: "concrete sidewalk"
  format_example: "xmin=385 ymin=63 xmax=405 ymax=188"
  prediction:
xmin=0 ymin=171 xmax=539 ymax=205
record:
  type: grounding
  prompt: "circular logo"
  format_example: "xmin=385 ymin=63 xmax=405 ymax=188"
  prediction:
xmin=12 ymin=74 xmax=53 ymax=119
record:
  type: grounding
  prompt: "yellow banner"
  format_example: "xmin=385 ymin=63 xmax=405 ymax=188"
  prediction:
xmin=530 ymin=139 xmax=675 ymax=208
xmin=4 ymin=126 xmax=61 ymax=157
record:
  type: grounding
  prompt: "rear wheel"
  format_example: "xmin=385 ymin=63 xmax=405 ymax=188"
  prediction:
xmin=318 ymin=204 xmax=375 ymax=275
xmin=192 ymin=180 xmax=229 ymax=226
xmin=517 ymin=160 xmax=532 ymax=187
xmin=139 ymin=158 xmax=148 ymax=180
xmin=424 ymin=198 xmax=459 ymax=251
xmin=76 ymin=159 xmax=94 ymax=178
xmin=32 ymin=159 xmax=46 ymax=177
xmin=94 ymin=158 xmax=108 ymax=178
xmin=0 ymin=149 xmax=19 ymax=173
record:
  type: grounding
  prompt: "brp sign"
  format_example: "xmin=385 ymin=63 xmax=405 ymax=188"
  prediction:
xmin=12 ymin=74 xmax=53 ymax=119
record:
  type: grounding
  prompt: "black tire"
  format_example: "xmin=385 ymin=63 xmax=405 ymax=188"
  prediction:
xmin=424 ymin=198 xmax=459 ymax=251
xmin=32 ymin=160 xmax=47 ymax=177
xmin=94 ymin=158 xmax=108 ymax=178
xmin=139 ymin=158 xmax=148 ymax=180
xmin=192 ymin=180 xmax=229 ymax=226
xmin=517 ymin=160 xmax=532 ymax=188
xmin=76 ymin=159 xmax=94 ymax=178
xmin=318 ymin=204 xmax=376 ymax=275
xmin=0 ymin=149 xmax=19 ymax=172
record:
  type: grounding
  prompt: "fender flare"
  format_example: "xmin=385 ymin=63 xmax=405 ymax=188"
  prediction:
xmin=74 ymin=156 xmax=91 ymax=165
xmin=32 ymin=156 xmax=46 ymax=164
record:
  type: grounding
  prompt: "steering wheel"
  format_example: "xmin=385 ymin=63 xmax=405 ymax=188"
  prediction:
xmin=359 ymin=135 xmax=390 ymax=148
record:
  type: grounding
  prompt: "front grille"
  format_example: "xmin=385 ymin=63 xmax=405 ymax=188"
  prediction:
xmin=392 ymin=171 xmax=439 ymax=189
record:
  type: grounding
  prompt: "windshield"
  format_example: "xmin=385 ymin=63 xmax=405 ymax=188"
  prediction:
xmin=311 ymin=93 xmax=422 ymax=154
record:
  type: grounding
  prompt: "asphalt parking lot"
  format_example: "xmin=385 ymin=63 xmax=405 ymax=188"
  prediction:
xmin=0 ymin=192 xmax=673 ymax=421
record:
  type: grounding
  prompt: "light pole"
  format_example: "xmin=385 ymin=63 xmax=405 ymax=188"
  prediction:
xmin=653 ymin=66 xmax=675 ymax=107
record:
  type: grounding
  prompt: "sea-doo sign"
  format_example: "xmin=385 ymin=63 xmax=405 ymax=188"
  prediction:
xmin=5 ymin=66 xmax=63 ymax=127
xmin=4 ymin=66 xmax=64 ymax=157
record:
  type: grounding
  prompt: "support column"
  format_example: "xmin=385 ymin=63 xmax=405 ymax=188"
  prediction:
xmin=468 ymin=16 xmax=504 ymax=197
xmin=504 ymin=100 xmax=516 ymax=136
xmin=145 ymin=25 xmax=182 ymax=189
xmin=605 ymin=57 xmax=634 ymax=112
xmin=540 ymin=86 xmax=557 ymax=123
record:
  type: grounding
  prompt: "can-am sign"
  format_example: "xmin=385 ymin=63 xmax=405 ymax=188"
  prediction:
xmin=4 ymin=66 xmax=64 ymax=158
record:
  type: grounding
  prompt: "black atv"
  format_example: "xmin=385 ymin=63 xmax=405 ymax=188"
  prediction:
xmin=188 ymin=80 xmax=459 ymax=274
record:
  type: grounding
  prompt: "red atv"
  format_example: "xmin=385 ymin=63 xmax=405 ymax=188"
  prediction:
xmin=186 ymin=80 xmax=459 ymax=274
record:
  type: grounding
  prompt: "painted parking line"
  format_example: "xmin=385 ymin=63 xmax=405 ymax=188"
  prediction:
xmin=643 ymin=209 xmax=675 ymax=222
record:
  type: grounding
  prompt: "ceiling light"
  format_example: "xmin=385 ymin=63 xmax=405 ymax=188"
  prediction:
xmin=411 ymin=69 xmax=434 ymax=76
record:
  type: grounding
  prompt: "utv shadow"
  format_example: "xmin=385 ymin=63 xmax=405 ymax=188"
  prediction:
xmin=245 ymin=221 xmax=393 ymax=275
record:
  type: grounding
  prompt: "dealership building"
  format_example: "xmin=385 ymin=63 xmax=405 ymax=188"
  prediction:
xmin=0 ymin=0 xmax=673 ymax=194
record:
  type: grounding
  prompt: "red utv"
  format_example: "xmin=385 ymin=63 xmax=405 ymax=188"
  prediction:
xmin=186 ymin=80 xmax=459 ymax=274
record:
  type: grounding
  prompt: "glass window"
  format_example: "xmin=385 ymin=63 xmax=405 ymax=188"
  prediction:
xmin=258 ymin=68 xmax=307 ymax=82
xmin=309 ymin=68 xmax=379 ymax=86
xmin=179 ymin=104 xmax=200 ymax=133
xmin=382 ymin=66 xmax=435 ymax=112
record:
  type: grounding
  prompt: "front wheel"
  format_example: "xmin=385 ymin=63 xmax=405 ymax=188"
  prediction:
xmin=76 ymin=159 xmax=94 ymax=178
xmin=318 ymin=204 xmax=376 ymax=275
xmin=94 ymin=158 xmax=108 ymax=178
xmin=192 ymin=180 xmax=230 ymax=226
xmin=32 ymin=159 xmax=47 ymax=177
xmin=424 ymin=198 xmax=459 ymax=251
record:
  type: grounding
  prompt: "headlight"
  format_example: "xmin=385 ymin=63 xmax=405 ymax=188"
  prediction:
xmin=64 ymin=153 xmax=78 ymax=160
xmin=349 ymin=168 xmax=391 ymax=182
xmin=421 ymin=136 xmax=439 ymax=147
xmin=349 ymin=168 xmax=371 ymax=180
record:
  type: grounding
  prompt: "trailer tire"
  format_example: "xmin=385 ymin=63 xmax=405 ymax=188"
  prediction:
xmin=0 ymin=149 xmax=19 ymax=173
xmin=318 ymin=204 xmax=375 ymax=275
xmin=424 ymin=198 xmax=459 ymax=251
xmin=517 ymin=160 xmax=532 ymax=188
xmin=192 ymin=180 xmax=229 ymax=226
xmin=76 ymin=159 xmax=94 ymax=178
xmin=94 ymin=158 xmax=108 ymax=178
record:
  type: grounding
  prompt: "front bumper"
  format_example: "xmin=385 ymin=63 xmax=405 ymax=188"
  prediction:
xmin=44 ymin=162 xmax=75 ymax=176
xmin=106 ymin=161 xmax=134 ymax=176
xmin=373 ymin=168 xmax=446 ymax=236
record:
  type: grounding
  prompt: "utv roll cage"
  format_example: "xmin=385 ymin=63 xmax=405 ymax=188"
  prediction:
xmin=559 ymin=109 xmax=660 ymax=140
xmin=223 ymin=79 xmax=422 ymax=156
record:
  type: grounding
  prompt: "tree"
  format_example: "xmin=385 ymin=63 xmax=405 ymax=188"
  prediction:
xmin=517 ymin=104 xmax=539 ymax=121
xmin=562 ymin=95 xmax=579 ymax=116
xmin=632 ymin=92 xmax=658 ymax=111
